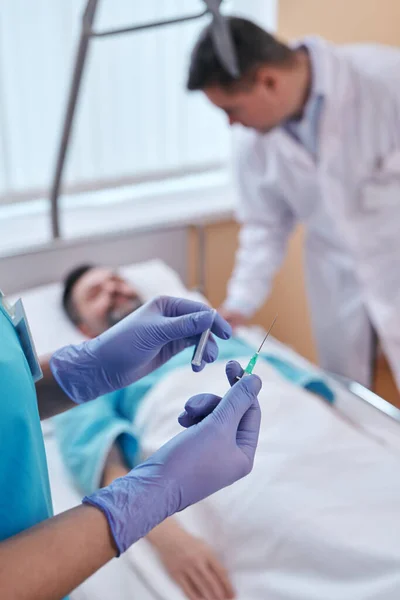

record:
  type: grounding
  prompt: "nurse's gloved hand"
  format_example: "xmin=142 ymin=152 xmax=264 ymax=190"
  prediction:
xmin=178 ymin=360 xmax=244 ymax=427
xmin=83 ymin=363 xmax=261 ymax=554
xmin=50 ymin=296 xmax=231 ymax=403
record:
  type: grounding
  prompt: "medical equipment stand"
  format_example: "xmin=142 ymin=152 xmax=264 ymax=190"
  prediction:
xmin=49 ymin=0 xmax=237 ymax=240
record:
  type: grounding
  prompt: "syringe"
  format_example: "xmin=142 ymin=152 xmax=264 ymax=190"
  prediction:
xmin=240 ymin=315 xmax=278 ymax=378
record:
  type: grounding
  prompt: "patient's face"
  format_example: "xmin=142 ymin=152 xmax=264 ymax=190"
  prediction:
xmin=72 ymin=267 xmax=143 ymax=337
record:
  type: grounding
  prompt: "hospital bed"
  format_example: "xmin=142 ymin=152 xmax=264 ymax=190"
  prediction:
xmin=13 ymin=259 xmax=400 ymax=600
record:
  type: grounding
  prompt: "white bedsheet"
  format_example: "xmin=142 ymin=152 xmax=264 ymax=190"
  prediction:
xmin=125 ymin=357 xmax=400 ymax=600
xmin=15 ymin=258 xmax=400 ymax=599
xmin=44 ymin=330 xmax=400 ymax=600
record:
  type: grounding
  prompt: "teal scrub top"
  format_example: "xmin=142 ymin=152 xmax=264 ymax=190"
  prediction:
xmin=0 ymin=302 xmax=53 ymax=540
xmin=0 ymin=302 xmax=69 ymax=599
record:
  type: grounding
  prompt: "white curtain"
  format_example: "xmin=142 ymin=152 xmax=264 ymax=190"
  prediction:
xmin=0 ymin=0 xmax=276 ymax=206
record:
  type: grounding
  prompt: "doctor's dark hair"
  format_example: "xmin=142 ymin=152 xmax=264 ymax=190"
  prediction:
xmin=62 ymin=264 xmax=94 ymax=325
xmin=187 ymin=16 xmax=295 ymax=91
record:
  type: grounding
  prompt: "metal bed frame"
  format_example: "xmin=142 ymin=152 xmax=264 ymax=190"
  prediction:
xmin=326 ymin=371 xmax=400 ymax=424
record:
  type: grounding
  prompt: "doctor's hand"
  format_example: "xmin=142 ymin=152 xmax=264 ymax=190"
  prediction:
xmin=50 ymin=296 xmax=231 ymax=404
xmin=82 ymin=362 xmax=261 ymax=554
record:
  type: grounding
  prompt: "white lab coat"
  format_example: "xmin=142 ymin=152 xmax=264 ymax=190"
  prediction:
xmin=226 ymin=38 xmax=400 ymax=388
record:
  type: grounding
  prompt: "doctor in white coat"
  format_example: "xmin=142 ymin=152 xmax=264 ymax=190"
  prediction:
xmin=187 ymin=16 xmax=400 ymax=390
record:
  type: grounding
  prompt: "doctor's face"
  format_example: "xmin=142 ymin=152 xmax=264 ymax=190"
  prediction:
xmin=72 ymin=267 xmax=143 ymax=338
xmin=204 ymin=71 xmax=292 ymax=133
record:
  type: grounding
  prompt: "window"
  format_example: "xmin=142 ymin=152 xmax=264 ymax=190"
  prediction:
xmin=0 ymin=0 xmax=276 ymax=251
xmin=0 ymin=0 xmax=233 ymax=205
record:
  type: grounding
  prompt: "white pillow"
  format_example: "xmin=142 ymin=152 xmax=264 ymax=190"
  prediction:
xmin=10 ymin=259 xmax=207 ymax=356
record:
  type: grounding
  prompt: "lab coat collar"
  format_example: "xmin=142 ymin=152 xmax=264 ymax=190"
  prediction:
xmin=290 ymin=36 xmax=330 ymax=99
xmin=280 ymin=37 xmax=328 ymax=163
xmin=262 ymin=36 xmax=349 ymax=168
xmin=290 ymin=36 xmax=328 ymax=119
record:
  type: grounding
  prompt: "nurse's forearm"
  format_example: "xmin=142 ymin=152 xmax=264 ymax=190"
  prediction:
xmin=0 ymin=504 xmax=117 ymax=600
xmin=35 ymin=355 xmax=76 ymax=419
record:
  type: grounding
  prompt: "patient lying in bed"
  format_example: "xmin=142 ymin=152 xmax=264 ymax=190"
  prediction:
xmin=57 ymin=264 xmax=236 ymax=600
xmin=50 ymin=263 xmax=400 ymax=600
xmin=54 ymin=264 xmax=334 ymax=600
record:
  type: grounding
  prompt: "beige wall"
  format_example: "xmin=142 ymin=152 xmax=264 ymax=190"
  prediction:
xmin=188 ymin=1 xmax=400 ymax=399
xmin=278 ymin=0 xmax=400 ymax=44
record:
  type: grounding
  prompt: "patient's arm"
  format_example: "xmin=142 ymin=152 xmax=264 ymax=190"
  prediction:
xmin=35 ymin=355 xmax=76 ymax=419
xmin=100 ymin=442 xmax=131 ymax=486
xmin=102 ymin=443 xmax=235 ymax=600
xmin=147 ymin=520 xmax=235 ymax=600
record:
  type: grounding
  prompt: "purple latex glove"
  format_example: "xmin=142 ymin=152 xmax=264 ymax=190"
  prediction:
xmin=178 ymin=360 xmax=245 ymax=427
xmin=50 ymin=296 xmax=231 ymax=403
xmin=83 ymin=361 xmax=261 ymax=554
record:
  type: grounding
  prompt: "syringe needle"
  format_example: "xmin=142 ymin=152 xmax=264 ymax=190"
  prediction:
xmin=257 ymin=314 xmax=278 ymax=354
xmin=236 ymin=315 xmax=278 ymax=380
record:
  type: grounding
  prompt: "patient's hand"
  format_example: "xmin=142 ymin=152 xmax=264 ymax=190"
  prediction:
xmin=219 ymin=307 xmax=247 ymax=330
xmin=146 ymin=519 xmax=235 ymax=600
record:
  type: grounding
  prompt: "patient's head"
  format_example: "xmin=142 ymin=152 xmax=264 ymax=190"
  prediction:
xmin=62 ymin=265 xmax=143 ymax=337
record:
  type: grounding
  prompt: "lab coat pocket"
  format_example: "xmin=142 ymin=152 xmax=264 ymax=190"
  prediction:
xmin=362 ymin=151 xmax=400 ymax=211
xmin=357 ymin=153 xmax=400 ymax=259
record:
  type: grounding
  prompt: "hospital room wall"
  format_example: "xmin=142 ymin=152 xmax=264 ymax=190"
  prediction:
xmin=278 ymin=0 xmax=400 ymax=44
xmin=188 ymin=0 xmax=400 ymax=380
